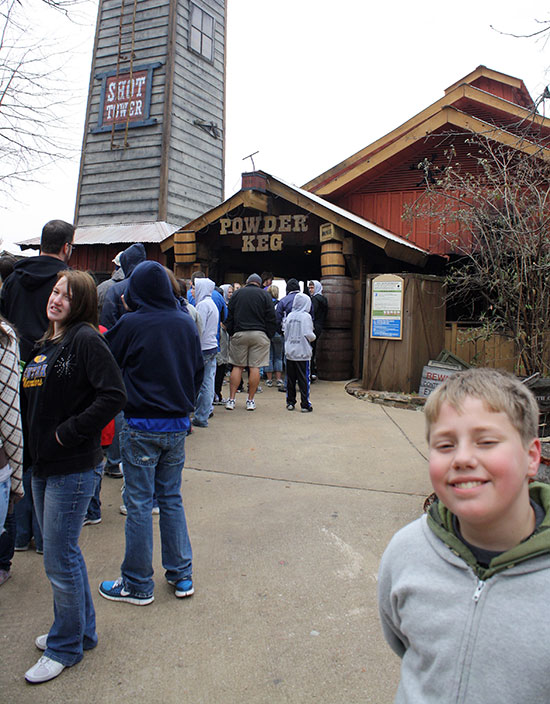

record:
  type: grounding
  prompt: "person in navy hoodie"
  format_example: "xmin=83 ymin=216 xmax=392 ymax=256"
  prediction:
xmin=99 ymin=261 xmax=204 ymax=605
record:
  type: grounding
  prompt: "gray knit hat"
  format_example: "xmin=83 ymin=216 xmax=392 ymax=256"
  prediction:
xmin=246 ymin=273 xmax=262 ymax=286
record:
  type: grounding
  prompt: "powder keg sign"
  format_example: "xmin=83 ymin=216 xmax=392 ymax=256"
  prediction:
xmin=219 ymin=214 xmax=309 ymax=253
xmin=92 ymin=62 xmax=161 ymax=133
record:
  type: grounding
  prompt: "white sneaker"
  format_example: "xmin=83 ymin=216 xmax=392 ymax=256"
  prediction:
xmin=225 ymin=398 xmax=235 ymax=410
xmin=35 ymin=634 xmax=48 ymax=651
xmin=121 ymin=505 xmax=160 ymax=515
xmin=246 ymin=399 xmax=256 ymax=411
xmin=25 ymin=655 xmax=65 ymax=683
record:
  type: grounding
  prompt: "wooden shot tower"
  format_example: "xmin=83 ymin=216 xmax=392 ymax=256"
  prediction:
xmin=74 ymin=0 xmax=226 ymax=228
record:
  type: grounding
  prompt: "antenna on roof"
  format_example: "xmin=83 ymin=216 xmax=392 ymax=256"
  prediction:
xmin=243 ymin=151 xmax=259 ymax=171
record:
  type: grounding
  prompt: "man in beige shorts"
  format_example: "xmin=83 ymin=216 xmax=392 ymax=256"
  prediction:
xmin=224 ymin=274 xmax=277 ymax=411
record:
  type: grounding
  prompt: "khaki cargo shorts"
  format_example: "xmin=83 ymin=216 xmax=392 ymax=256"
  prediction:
xmin=229 ymin=330 xmax=270 ymax=368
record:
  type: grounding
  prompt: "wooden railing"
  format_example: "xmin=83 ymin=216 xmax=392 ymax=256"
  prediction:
xmin=444 ymin=323 xmax=519 ymax=373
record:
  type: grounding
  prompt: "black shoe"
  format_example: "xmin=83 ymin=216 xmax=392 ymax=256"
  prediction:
xmin=104 ymin=464 xmax=123 ymax=478
xmin=286 ymin=404 xmax=295 ymax=411
xmin=301 ymin=406 xmax=313 ymax=413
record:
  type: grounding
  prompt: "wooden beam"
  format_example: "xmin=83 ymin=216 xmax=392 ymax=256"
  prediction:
xmin=304 ymin=82 xmax=548 ymax=196
xmin=309 ymin=107 xmax=550 ymax=197
xmin=241 ymin=190 xmax=269 ymax=212
xmin=265 ymin=177 xmax=428 ymax=266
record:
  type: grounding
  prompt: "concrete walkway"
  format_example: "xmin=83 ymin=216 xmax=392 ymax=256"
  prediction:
xmin=1 ymin=380 xmax=431 ymax=703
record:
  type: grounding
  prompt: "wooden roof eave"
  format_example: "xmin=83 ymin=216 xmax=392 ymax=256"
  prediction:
xmin=444 ymin=65 xmax=532 ymax=106
xmin=264 ymin=176 xmax=428 ymax=267
xmin=160 ymin=190 xmax=270 ymax=252
xmin=304 ymin=83 xmax=547 ymax=196
xmin=306 ymin=107 xmax=550 ymax=199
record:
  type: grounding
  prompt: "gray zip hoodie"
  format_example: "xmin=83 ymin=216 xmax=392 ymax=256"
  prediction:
xmin=378 ymin=482 xmax=550 ymax=704
xmin=283 ymin=293 xmax=316 ymax=361
xmin=194 ymin=278 xmax=219 ymax=353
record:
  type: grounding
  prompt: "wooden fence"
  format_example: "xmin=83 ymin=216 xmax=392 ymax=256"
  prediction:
xmin=444 ymin=323 xmax=519 ymax=373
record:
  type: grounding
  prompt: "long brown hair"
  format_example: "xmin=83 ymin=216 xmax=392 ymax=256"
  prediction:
xmin=42 ymin=270 xmax=99 ymax=342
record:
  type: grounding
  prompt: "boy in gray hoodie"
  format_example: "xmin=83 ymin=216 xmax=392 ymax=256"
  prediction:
xmin=378 ymin=368 xmax=550 ymax=703
xmin=283 ymin=293 xmax=315 ymax=412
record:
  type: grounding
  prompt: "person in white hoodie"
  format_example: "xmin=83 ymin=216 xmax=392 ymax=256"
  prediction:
xmin=283 ymin=293 xmax=315 ymax=412
xmin=192 ymin=278 xmax=220 ymax=428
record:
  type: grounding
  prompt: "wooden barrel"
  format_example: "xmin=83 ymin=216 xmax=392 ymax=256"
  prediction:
xmin=321 ymin=276 xmax=354 ymax=329
xmin=174 ymin=230 xmax=196 ymax=263
xmin=320 ymin=241 xmax=346 ymax=277
xmin=316 ymin=328 xmax=353 ymax=381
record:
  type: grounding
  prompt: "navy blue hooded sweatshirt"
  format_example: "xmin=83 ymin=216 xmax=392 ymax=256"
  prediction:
xmin=100 ymin=243 xmax=146 ymax=329
xmin=105 ymin=261 xmax=204 ymax=419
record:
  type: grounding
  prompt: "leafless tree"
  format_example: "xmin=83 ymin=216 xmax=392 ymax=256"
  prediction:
xmin=0 ymin=0 xmax=86 ymax=195
xmin=408 ymin=129 xmax=550 ymax=376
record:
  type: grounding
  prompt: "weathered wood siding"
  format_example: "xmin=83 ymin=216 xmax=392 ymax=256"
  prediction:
xmin=75 ymin=0 xmax=225 ymax=228
xmin=166 ymin=0 xmax=225 ymax=222
xmin=444 ymin=323 xmax=519 ymax=373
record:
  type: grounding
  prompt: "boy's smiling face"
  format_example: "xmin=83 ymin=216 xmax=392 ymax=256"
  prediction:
xmin=428 ymin=396 xmax=541 ymax=550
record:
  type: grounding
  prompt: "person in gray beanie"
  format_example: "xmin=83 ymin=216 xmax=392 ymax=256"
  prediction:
xmin=224 ymin=274 xmax=276 ymax=411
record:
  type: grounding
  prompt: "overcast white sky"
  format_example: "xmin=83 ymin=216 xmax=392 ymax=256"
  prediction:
xmin=2 ymin=0 xmax=549 ymax=253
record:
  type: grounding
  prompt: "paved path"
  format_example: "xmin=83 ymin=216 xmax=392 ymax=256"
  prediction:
xmin=1 ymin=380 xmax=431 ymax=703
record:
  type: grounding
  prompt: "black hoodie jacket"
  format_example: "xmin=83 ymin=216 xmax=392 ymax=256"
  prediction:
xmin=0 ymin=255 xmax=68 ymax=362
xmin=22 ymin=323 xmax=126 ymax=477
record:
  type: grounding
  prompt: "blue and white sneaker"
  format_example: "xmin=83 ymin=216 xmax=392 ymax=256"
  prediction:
xmin=98 ymin=578 xmax=154 ymax=606
xmin=167 ymin=578 xmax=194 ymax=598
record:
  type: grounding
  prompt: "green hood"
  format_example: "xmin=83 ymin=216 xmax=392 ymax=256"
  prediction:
xmin=427 ymin=482 xmax=550 ymax=580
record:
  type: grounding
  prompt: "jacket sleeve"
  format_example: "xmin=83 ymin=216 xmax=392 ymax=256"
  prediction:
xmin=0 ymin=334 xmax=23 ymax=499
xmin=99 ymin=285 xmax=123 ymax=329
xmin=225 ymin=298 xmax=235 ymax=337
xmin=377 ymin=544 xmax=408 ymax=659
xmin=304 ymin=315 xmax=316 ymax=343
xmin=265 ymin=295 xmax=277 ymax=339
xmin=55 ymin=330 xmax=127 ymax=447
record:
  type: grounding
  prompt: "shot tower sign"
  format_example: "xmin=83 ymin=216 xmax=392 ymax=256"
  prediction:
xmin=75 ymin=0 xmax=226 ymax=227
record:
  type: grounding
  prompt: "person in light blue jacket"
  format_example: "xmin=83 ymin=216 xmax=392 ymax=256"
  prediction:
xmin=283 ymin=293 xmax=315 ymax=412
xmin=192 ymin=278 xmax=220 ymax=427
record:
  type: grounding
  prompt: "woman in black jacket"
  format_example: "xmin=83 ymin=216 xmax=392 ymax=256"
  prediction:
xmin=22 ymin=270 xmax=126 ymax=684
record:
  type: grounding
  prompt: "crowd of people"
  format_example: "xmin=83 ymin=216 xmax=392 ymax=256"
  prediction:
xmin=1 ymin=221 xmax=549 ymax=700
xmin=0 ymin=220 xmax=328 ymax=684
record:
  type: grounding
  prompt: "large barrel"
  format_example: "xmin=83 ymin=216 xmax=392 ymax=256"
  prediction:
xmin=320 ymin=241 xmax=346 ymax=277
xmin=174 ymin=230 xmax=196 ymax=263
xmin=321 ymin=276 xmax=354 ymax=329
xmin=315 ymin=276 xmax=354 ymax=380
xmin=316 ymin=329 xmax=353 ymax=380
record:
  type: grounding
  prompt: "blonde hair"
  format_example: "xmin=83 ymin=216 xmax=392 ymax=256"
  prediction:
xmin=424 ymin=368 xmax=539 ymax=447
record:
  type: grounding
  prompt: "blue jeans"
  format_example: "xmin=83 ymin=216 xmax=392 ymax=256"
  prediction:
xmin=85 ymin=462 xmax=104 ymax=521
xmin=32 ymin=468 xmax=98 ymax=666
xmin=267 ymin=333 xmax=284 ymax=373
xmin=0 ymin=476 xmax=9 ymax=534
xmin=15 ymin=468 xmax=43 ymax=551
xmin=120 ymin=425 xmax=192 ymax=597
xmin=104 ymin=410 xmax=123 ymax=471
xmin=193 ymin=351 xmax=217 ymax=425
xmin=0 ymin=509 xmax=15 ymax=570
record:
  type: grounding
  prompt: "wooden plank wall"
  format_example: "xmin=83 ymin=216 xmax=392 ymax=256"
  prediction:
xmin=444 ymin=323 xmax=518 ymax=373
xmin=75 ymin=0 xmax=225 ymax=228
xmin=168 ymin=0 xmax=225 ymax=223
xmin=75 ymin=0 xmax=169 ymax=225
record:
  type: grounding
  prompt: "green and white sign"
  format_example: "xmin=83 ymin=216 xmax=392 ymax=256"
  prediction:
xmin=370 ymin=275 xmax=404 ymax=340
